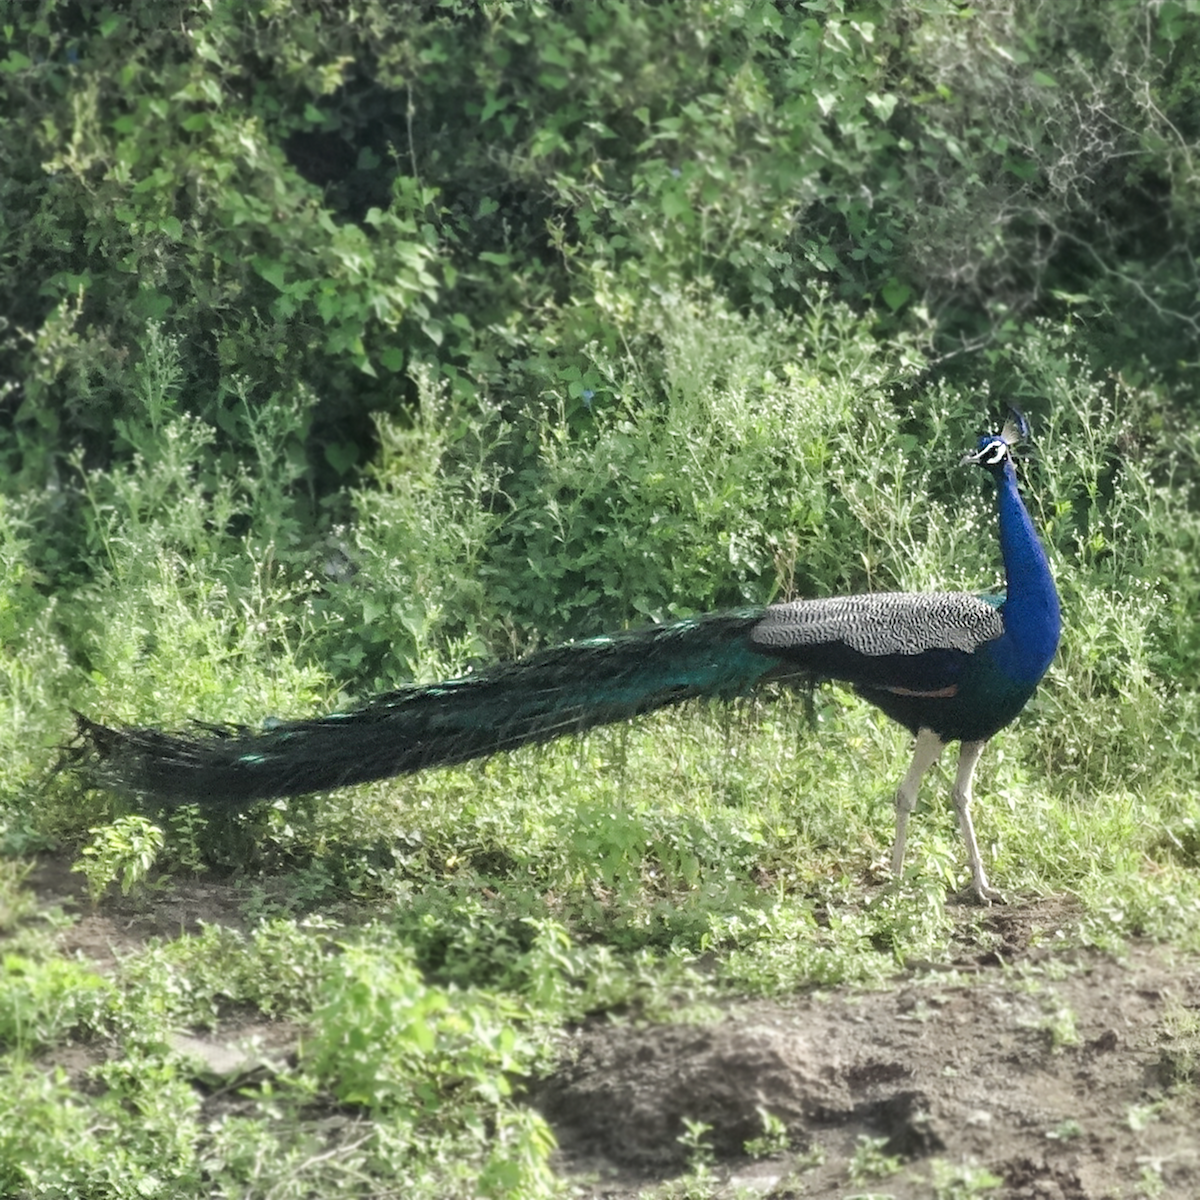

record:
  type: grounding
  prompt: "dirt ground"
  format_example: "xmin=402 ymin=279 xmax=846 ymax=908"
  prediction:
xmin=538 ymin=903 xmax=1200 ymax=1199
xmin=20 ymin=859 xmax=1200 ymax=1199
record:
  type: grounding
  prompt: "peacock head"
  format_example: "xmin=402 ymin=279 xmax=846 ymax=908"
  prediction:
xmin=962 ymin=410 xmax=1028 ymax=475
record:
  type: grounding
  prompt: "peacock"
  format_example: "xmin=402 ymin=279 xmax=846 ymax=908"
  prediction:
xmin=78 ymin=413 xmax=1060 ymax=902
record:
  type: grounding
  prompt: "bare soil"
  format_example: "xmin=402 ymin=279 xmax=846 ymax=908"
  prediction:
xmin=19 ymin=858 xmax=1200 ymax=1199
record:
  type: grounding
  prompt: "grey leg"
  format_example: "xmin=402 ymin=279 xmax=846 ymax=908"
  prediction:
xmin=891 ymin=728 xmax=945 ymax=879
xmin=952 ymin=738 xmax=1003 ymax=904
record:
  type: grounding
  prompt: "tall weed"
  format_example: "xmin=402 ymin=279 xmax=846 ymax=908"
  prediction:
xmin=68 ymin=325 xmax=328 ymax=729
xmin=316 ymin=367 xmax=509 ymax=689
xmin=0 ymin=494 xmax=71 ymax=849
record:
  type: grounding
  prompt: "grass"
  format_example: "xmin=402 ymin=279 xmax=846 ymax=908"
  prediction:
xmin=1 ymin=304 xmax=1198 ymax=1194
xmin=4 ymin=693 xmax=1200 ymax=1194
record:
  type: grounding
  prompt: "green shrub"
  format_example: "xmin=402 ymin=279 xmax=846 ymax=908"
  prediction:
xmin=307 ymin=942 xmax=557 ymax=1198
xmin=73 ymin=814 xmax=164 ymax=904
xmin=0 ymin=494 xmax=72 ymax=851
xmin=8 ymin=0 xmax=1199 ymax=493
xmin=0 ymin=954 xmax=112 ymax=1052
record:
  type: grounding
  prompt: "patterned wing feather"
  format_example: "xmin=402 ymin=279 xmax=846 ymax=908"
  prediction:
xmin=748 ymin=592 xmax=1005 ymax=695
xmin=751 ymin=592 xmax=1004 ymax=655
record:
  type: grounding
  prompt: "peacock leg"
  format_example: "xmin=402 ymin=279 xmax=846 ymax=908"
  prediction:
xmin=952 ymin=738 xmax=1003 ymax=904
xmin=890 ymin=728 xmax=944 ymax=880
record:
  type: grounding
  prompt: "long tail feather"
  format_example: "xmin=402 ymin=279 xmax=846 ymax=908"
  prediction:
xmin=79 ymin=611 xmax=776 ymax=806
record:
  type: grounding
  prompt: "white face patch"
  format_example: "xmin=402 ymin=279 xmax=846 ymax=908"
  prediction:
xmin=983 ymin=440 xmax=1008 ymax=466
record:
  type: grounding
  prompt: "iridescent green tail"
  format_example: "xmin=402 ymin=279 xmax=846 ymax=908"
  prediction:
xmin=79 ymin=611 xmax=775 ymax=806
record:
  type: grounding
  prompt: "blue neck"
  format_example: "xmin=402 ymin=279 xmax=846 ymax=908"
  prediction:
xmin=993 ymin=460 xmax=1061 ymax=684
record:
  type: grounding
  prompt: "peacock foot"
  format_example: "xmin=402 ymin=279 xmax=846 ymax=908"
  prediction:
xmin=958 ymin=880 xmax=1006 ymax=906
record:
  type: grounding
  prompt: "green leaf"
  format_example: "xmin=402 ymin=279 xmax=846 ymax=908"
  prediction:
xmin=881 ymin=277 xmax=912 ymax=311
xmin=867 ymin=92 xmax=898 ymax=121
xmin=252 ymin=256 xmax=287 ymax=291
xmin=324 ymin=441 xmax=359 ymax=475
xmin=660 ymin=186 xmax=693 ymax=222
xmin=1004 ymin=156 xmax=1039 ymax=181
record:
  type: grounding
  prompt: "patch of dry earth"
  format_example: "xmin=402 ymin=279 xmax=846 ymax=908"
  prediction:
xmin=538 ymin=932 xmax=1200 ymax=1198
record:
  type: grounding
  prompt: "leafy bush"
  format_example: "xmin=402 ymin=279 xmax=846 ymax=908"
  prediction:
xmin=7 ymin=0 xmax=1199 ymax=494
xmin=304 ymin=940 xmax=557 ymax=1198
xmin=73 ymin=814 xmax=164 ymax=904
xmin=3 ymin=0 xmax=440 ymax=487
xmin=0 ymin=494 xmax=71 ymax=851
xmin=0 ymin=954 xmax=112 ymax=1052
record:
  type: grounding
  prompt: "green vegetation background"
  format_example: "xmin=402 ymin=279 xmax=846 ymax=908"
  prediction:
xmin=1 ymin=1 xmax=1199 ymax=1196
